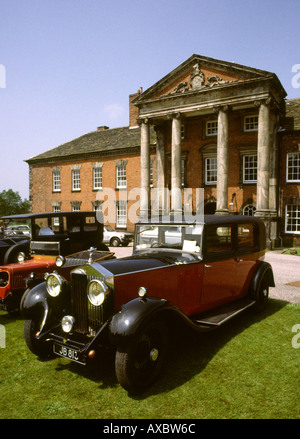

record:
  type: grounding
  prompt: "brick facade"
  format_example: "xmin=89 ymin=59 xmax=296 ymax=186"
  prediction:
xmin=26 ymin=55 xmax=300 ymax=245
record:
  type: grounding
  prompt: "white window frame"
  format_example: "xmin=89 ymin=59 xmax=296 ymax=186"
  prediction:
xmin=286 ymin=152 xmax=300 ymax=182
xmin=52 ymin=170 xmax=61 ymax=192
xmin=243 ymin=154 xmax=257 ymax=183
xmin=206 ymin=120 xmax=218 ymax=136
xmin=116 ymin=200 xmax=127 ymax=228
xmin=53 ymin=205 xmax=60 ymax=227
xmin=242 ymin=204 xmax=256 ymax=216
xmin=205 ymin=156 xmax=217 ymax=185
xmin=93 ymin=167 xmax=103 ymax=190
xmin=244 ymin=115 xmax=258 ymax=132
xmin=116 ymin=165 xmax=127 ymax=189
xmin=72 ymin=169 xmax=81 ymax=191
xmin=181 ymin=124 xmax=185 ymax=140
xmin=285 ymin=204 xmax=300 ymax=234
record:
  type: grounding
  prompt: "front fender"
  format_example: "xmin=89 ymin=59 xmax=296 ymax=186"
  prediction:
xmin=109 ymin=297 xmax=176 ymax=346
xmin=21 ymin=282 xmax=49 ymax=321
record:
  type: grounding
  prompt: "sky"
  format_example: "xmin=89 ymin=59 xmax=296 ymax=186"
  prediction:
xmin=0 ymin=0 xmax=299 ymax=200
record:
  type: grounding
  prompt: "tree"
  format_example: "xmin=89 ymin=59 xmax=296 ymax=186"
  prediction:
xmin=0 ymin=189 xmax=30 ymax=217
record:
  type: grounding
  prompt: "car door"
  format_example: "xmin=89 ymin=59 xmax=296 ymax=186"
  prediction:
xmin=201 ymin=224 xmax=236 ymax=310
xmin=234 ymin=222 xmax=259 ymax=297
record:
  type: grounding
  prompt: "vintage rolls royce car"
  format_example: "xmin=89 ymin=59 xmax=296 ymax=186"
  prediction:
xmin=21 ymin=215 xmax=275 ymax=394
xmin=0 ymin=211 xmax=108 ymax=311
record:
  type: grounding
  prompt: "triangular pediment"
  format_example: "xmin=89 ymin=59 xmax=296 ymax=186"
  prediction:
xmin=134 ymin=54 xmax=281 ymax=103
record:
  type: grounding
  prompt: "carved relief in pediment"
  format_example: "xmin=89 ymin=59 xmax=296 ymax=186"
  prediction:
xmin=189 ymin=63 xmax=206 ymax=90
xmin=169 ymin=62 xmax=238 ymax=95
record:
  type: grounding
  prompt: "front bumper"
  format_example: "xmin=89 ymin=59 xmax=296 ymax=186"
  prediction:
xmin=120 ymin=236 xmax=132 ymax=244
xmin=36 ymin=321 xmax=110 ymax=365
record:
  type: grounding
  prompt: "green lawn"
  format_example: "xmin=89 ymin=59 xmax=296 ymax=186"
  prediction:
xmin=0 ymin=299 xmax=299 ymax=419
xmin=281 ymin=248 xmax=300 ymax=256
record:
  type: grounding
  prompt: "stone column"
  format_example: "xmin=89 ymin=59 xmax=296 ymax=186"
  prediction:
xmin=255 ymin=99 xmax=271 ymax=216
xmin=155 ymin=124 xmax=166 ymax=215
xmin=171 ymin=113 xmax=182 ymax=215
xmin=254 ymin=98 xmax=272 ymax=248
xmin=269 ymin=111 xmax=280 ymax=247
xmin=215 ymin=105 xmax=229 ymax=215
xmin=139 ymin=118 xmax=150 ymax=219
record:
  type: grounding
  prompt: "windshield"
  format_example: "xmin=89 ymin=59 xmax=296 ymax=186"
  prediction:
xmin=105 ymin=225 xmax=114 ymax=231
xmin=135 ymin=224 xmax=203 ymax=255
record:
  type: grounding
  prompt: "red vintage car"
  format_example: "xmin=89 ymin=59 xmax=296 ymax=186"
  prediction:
xmin=0 ymin=211 xmax=108 ymax=312
xmin=21 ymin=215 xmax=274 ymax=394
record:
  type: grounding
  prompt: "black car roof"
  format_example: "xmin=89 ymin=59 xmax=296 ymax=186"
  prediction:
xmin=137 ymin=214 xmax=264 ymax=226
xmin=1 ymin=211 xmax=99 ymax=221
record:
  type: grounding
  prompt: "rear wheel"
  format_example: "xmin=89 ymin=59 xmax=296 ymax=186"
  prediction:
xmin=253 ymin=278 xmax=269 ymax=312
xmin=115 ymin=319 xmax=168 ymax=394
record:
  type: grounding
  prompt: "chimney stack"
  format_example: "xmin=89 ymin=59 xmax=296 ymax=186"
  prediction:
xmin=97 ymin=126 xmax=109 ymax=131
xmin=129 ymin=87 xmax=143 ymax=128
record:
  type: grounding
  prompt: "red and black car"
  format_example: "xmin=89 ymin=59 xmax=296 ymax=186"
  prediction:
xmin=21 ymin=214 xmax=274 ymax=394
xmin=0 ymin=211 xmax=108 ymax=312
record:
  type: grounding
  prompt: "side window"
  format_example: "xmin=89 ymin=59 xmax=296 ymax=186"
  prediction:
xmin=83 ymin=216 xmax=98 ymax=232
xmin=206 ymin=225 xmax=233 ymax=257
xmin=237 ymin=223 xmax=257 ymax=251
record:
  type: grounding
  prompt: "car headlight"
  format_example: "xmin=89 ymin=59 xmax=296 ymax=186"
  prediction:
xmin=46 ymin=273 xmax=63 ymax=297
xmin=87 ymin=279 xmax=108 ymax=306
xmin=61 ymin=315 xmax=75 ymax=333
xmin=138 ymin=286 xmax=147 ymax=297
xmin=17 ymin=252 xmax=25 ymax=262
xmin=55 ymin=255 xmax=66 ymax=267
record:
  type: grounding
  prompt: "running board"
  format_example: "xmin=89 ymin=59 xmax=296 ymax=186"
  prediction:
xmin=192 ymin=299 xmax=255 ymax=327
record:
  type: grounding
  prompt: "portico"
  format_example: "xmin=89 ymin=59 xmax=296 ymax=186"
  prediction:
xmin=133 ymin=54 xmax=286 ymax=247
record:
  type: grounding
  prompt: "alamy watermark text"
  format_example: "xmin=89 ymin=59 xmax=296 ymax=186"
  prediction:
xmin=0 ymin=64 xmax=6 ymax=88
xmin=292 ymin=64 xmax=300 ymax=89
xmin=0 ymin=324 xmax=5 ymax=348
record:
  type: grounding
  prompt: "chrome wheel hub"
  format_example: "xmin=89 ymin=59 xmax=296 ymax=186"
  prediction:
xmin=150 ymin=348 xmax=159 ymax=362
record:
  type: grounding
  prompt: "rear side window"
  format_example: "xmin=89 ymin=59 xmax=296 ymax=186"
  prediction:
xmin=237 ymin=223 xmax=257 ymax=252
xmin=206 ymin=225 xmax=233 ymax=257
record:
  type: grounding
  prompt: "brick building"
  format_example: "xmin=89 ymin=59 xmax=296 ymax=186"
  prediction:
xmin=25 ymin=54 xmax=300 ymax=247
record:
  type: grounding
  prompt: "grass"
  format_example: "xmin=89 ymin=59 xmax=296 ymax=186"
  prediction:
xmin=281 ymin=248 xmax=300 ymax=256
xmin=0 ymin=299 xmax=299 ymax=419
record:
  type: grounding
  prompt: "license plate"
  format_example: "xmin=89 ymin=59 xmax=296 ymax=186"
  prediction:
xmin=53 ymin=343 xmax=86 ymax=365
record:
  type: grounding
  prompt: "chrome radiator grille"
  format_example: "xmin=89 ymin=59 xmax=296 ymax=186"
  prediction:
xmin=71 ymin=272 xmax=104 ymax=335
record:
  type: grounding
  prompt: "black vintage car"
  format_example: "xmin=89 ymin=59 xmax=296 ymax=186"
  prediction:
xmin=22 ymin=215 xmax=274 ymax=394
xmin=0 ymin=234 xmax=31 ymax=266
xmin=0 ymin=211 xmax=109 ymax=311
xmin=0 ymin=215 xmax=33 ymax=265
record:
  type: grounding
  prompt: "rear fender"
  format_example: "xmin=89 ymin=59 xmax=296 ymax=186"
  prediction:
xmin=249 ymin=261 xmax=275 ymax=294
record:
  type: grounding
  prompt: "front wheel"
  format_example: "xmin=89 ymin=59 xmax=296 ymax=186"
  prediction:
xmin=115 ymin=319 xmax=168 ymax=394
xmin=110 ymin=237 xmax=120 ymax=247
xmin=24 ymin=319 xmax=52 ymax=359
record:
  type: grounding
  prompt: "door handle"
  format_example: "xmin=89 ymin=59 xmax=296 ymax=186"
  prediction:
xmin=235 ymin=258 xmax=243 ymax=262
xmin=204 ymin=264 xmax=212 ymax=268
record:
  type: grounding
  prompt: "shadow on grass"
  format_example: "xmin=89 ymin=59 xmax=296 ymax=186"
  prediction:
xmin=140 ymin=298 xmax=287 ymax=398
xmin=35 ymin=299 xmax=288 ymax=398
xmin=54 ymin=348 xmax=119 ymax=390
xmin=0 ymin=310 xmax=23 ymax=325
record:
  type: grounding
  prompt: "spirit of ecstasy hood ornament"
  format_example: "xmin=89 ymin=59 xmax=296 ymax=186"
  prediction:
xmin=88 ymin=247 xmax=97 ymax=264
